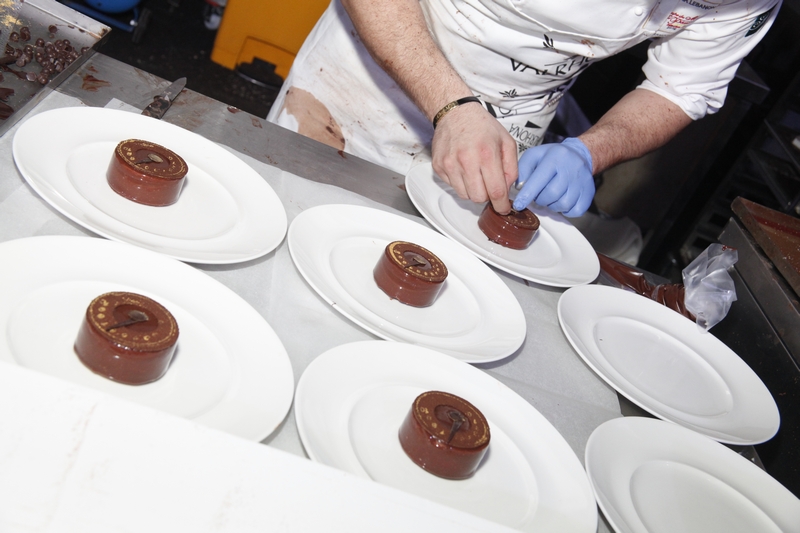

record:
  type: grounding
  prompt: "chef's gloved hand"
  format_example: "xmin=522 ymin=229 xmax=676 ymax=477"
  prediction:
xmin=512 ymin=137 xmax=595 ymax=218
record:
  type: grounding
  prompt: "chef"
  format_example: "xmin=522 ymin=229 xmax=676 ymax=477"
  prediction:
xmin=267 ymin=0 xmax=780 ymax=216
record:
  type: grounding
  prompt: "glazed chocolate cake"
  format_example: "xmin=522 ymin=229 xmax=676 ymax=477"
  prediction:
xmin=74 ymin=292 xmax=179 ymax=385
xmin=107 ymin=139 xmax=188 ymax=206
xmin=399 ymin=390 xmax=490 ymax=479
xmin=478 ymin=203 xmax=540 ymax=250
xmin=373 ymin=241 xmax=448 ymax=307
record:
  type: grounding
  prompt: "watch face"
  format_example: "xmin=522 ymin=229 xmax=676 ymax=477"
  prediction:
xmin=387 ymin=241 xmax=448 ymax=282
xmin=117 ymin=139 xmax=187 ymax=179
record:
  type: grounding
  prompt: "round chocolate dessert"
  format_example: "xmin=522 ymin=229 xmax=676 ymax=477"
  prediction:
xmin=74 ymin=292 xmax=179 ymax=385
xmin=478 ymin=203 xmax=540 ymax=250
xmin=107 ymin=139 xmax=188 ymax=206
xmin=373 ymin=241 xmax=448 ymax=307
xmin=399 ymin=391 xmax=490 ymax=479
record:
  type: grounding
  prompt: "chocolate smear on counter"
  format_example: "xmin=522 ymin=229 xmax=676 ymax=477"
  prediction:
xmin=81 ymin=73 xmax=110 ymax=92
xmin=0 ymin=87 xmax=13 ymax=101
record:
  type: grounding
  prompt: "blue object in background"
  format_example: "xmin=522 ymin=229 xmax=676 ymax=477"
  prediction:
xmin=83 ymin=0 xmax=140 ymax=14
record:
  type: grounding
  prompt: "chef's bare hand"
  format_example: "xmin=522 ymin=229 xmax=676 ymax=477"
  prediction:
xmin=431 ymin=103 xmax=518 ymax=214
xmin=512 ymin=137 xmax=595 ymax=218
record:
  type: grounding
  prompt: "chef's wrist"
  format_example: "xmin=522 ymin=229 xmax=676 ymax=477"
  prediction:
xmin=432 ymin=96 xmax=482 ymax=129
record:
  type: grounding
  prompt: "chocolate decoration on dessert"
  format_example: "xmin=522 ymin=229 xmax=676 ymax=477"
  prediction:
xmin=74 ymin=292 xmax=179 ymax=385
xmin=373 ymin=241 xmax=448 ymax=307
xmin=399 ymin=391 xmax=490 ymax=479
xmin=478 ymin=203 xmax=540 ymax=250
xmin=107 ymin=139 xmax=188 ymax=206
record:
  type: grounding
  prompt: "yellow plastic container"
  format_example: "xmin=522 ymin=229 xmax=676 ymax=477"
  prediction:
xmin=211 ymin=0 xmax=329 ymax=80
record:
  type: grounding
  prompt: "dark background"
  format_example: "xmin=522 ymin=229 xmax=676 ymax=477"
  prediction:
xmin=95 ymin=0 xmax=278 ymax=118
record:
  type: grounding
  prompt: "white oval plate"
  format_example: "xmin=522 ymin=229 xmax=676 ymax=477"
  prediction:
xmin=12 ymin=107 xmax=287 ymax=264
xmin=288 ymin=204 xmax=526 ymax=362
xmin=558 ymin=284 xmax=779 ymax=445
xmin=586 ymin=417 xmax=800 ymax=533
xmin=295 ymin=341 xmax=597 ymax=533
xmin=0 ymin=236 xmax=294 ymax=441
xmin=405 ymin=163 xmax=599 ymax=287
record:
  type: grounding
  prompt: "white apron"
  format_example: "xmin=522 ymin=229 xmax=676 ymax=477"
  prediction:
xmin=267 ymin=0 xmax=779 ymax=175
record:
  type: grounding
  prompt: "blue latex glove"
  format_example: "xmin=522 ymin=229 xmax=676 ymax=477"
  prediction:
xmin=512 ymin=137 xmax=595 ymax=217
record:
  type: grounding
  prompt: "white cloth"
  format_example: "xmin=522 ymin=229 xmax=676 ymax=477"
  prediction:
xmin=268 ymin=0 xmax=780 ymax=175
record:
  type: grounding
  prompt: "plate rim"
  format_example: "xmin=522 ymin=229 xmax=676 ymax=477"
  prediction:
xmin=558 ymin=284 xmax=779 ymax=445
xmin=585 ymin=417 xmax=800 ymax=533
xmin=287 ymin=203 xmax=527 ymax=363
xmin=11 ymin=106 xmax=287 ymax=264
xmin=0 ymin=235 xmax=295 ymax=441
xmin=295 ymin=339 xmax=598 ymax=533
xmin=405 ymin=162 xmax=600 ymax=287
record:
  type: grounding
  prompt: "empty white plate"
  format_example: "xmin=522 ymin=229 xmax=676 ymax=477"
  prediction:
xmin=558 ymin=284 xmax=779 ymax=445
xmin=586 ymin=417 xmax=800 ymax=533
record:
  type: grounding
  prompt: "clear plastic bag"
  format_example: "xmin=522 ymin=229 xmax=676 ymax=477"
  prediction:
xmin=683 ymin=244 xmax=738 ymax=331
xmin=596 ymin=243 xmax=738 ymax=331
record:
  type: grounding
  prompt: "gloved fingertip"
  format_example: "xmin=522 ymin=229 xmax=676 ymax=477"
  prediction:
xmin=512 ymin=197 xmax=528 ymax=211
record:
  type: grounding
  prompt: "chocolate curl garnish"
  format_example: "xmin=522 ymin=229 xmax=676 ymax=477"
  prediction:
xmin=134 ymin=153 xmax=163 ymax=165
xmin=106 ymin=310 xmax=149 ymax=331
xmin=446 ymin=409 xmax=465 ymax=444
xmin=404 ymin=253 xmax=426 ymax=269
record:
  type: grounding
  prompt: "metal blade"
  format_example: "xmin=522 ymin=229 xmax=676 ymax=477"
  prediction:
xmin=141 ymin=76 xmax=187 ymax=119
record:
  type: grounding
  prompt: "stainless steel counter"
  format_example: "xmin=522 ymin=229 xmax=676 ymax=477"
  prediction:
xmin=56 ymin=53 xmax=417 ymax=216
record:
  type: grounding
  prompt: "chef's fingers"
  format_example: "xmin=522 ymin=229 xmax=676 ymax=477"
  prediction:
xmin=534 ymin=168 xmax=569 ymax=207
xmin=433 ymin=151 xmax=470 ymax=200
xmin=485 ymin=132 xmax=518 ymax=214
xmin=562 ymin=184 xmax=595 ymax=218
xmin=513 ymin=145 xmax=555 ymax=210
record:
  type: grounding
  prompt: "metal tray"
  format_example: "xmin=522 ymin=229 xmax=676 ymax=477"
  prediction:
xmin=1 ymin=0 xmax=109 ymax=137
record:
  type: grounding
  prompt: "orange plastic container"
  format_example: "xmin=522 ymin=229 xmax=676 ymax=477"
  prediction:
xmin=210 ymin=0 xmax=329 ymax=80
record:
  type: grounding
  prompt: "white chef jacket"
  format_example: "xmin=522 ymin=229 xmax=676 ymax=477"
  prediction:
xmin=267 ymin=0 xmax=780 ymax=176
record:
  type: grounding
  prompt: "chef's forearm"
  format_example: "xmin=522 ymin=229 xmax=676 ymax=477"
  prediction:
xmin=578 ymin=88 xmax=693 ymax=175
xmin=340 ymin=0 xmax=472 ymax=121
